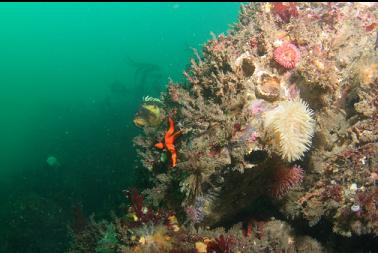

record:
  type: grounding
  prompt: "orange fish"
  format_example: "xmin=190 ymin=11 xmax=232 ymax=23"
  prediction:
xmin=155 ymin=117 xmax=182 ymax=167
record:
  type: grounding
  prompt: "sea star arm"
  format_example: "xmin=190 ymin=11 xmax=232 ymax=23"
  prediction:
xmin=171 ymin=129 xmax=184 ymax=139
xmin=155 ymin=142 xmax=164 ymax=149
xmin=166 ymin=144 xmax=177 ymax=167
xmin=166 ymin=117 xmax=175 ymax=136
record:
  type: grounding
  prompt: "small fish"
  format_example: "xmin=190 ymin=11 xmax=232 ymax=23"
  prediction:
xmin=133 ymin=103 xmax=163 ymax=128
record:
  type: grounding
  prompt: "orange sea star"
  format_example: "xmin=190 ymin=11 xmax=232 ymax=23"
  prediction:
xmin=155 ymin=117 xmax=182 ymax=167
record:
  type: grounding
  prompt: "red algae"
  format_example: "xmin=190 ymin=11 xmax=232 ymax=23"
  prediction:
xmin=272 ymin=2 xmax=299 ymax=23
xmin=206 ymin=235 xmax=235 ymax=253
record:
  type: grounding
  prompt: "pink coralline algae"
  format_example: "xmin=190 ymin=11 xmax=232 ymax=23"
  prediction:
xmin=248 ymin=99 xmax=267 ymax=116
xmin=270 ymin=165 xmax=304 ymax=198
xmin=287 ymin=84 xmax=300 ymax=100
xmin=273 ymin=43 xmax=301 ymax=69
xmin=168 ymin=84 xmax=180 ymax=102
xmin=231 ymin=124 xmax=258 ymax=143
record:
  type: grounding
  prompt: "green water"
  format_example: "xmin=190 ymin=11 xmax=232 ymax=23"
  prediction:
xmin=0 ymin=2 xmax=241 ymax=252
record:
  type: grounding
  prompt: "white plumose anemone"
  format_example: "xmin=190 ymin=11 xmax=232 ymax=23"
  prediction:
xmin=263 ymin=99 xmax=315 ymax=162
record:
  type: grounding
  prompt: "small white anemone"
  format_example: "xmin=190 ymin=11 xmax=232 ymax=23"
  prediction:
xmin=351 ymin=204 xmax=361 ymax=212
xmin=349 ymin=183 xmax=358 ymax=192
xmin=273 ymin=39 xmax=284 ymax=48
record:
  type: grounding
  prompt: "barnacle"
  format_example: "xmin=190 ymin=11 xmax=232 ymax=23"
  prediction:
xmin=256 ymin=73 xmax=282 ymax=101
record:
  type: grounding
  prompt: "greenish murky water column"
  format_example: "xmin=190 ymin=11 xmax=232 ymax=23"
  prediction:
xmin=0 ymin=2 xmax=241 ymax=252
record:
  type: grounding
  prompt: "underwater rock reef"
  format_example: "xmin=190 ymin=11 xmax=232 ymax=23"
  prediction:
xmin=68 ymin=189 xmax=323 ymax=253
xmin=68 ymin=2 xmax=377 ymax=252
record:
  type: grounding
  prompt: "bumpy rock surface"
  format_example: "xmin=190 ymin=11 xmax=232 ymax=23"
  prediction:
xmin=135 ymin=3 xmax=378 ymax=239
